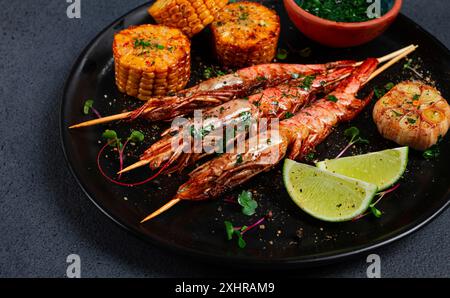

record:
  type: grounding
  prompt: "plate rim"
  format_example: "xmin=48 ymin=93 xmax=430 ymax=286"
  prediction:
xmin=60 ymin=2 xmax=450 ymax=268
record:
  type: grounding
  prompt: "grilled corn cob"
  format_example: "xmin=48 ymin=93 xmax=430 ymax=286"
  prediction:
xmin=113 ymin=24 xmax=191 ymax=100
xmin=373 ymin=81 xmax=450 ymax=150
xmin=148 ymin=0 xmax=228 ymax=37
xmin=211 ymin=1 xmax=280 ymax=67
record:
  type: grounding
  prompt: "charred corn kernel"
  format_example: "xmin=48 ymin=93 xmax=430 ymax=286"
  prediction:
xmin=211 ymin=1 xmax=280 ymax=68
xmin=113 ymin=24 xmax=191 ymax=101
xmin=148 ymin=0 xmax=228 ymax=37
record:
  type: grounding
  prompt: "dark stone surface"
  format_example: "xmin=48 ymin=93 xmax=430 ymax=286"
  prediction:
xmin=0 ymin=0 xmax=448 ymax=277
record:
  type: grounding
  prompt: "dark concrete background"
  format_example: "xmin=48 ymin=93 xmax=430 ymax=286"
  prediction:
xmin=0 ymin=0 xmax=449 ymax=277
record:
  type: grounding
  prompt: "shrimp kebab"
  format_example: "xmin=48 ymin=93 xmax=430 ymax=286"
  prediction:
xmin=69 ymin=45 xmax=415 ymax=129
xmin=141 ymin=46 xmax=418 ymax=222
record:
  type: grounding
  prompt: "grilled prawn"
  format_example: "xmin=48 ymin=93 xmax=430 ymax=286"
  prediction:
xmin=141 ymin=58 xmax=379 ymax=221
xmin=69 ymin=45 xmax=415 ymax=129
xmin=68 ymin=60 xmax=356 ymax=128
xmin=373 ymin=81 xmax=450 ymax=150
xmin=120 ymin=66 xmax=356 ymax=174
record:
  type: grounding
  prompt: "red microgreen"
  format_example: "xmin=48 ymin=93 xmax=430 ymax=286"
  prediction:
xmin=336 ymin=127 xmax=369 ymax=158
xmin=97 ymin=130 xmax=165 ymax=187
xmin=83 ymin=99 xmax=102 ymax=118
xmin=352 ymin=184 xmax=400 ymax=221
xmin=223 ymin=216 xmax=266 ymax=249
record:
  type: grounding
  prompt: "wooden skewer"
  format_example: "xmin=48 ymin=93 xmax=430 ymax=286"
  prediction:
xmin=140 ymin=199 xmax=181 ymax=223
xmin=119 ymin=45 xmax=418 ymax=176
xmin=140 ymin=45 xmax=419 ymax=224
xmin=365 ymin=45 xmax=418 ymax=85
xmin=69 ymin=111 xmax=133 ymax=129
xmin=69 ymin=46 xmax=415 ymax=130
xmin=362 ymin=44 xmax=415 ymax=66
xmin=118 ymin=159 xmax=152 ymax=174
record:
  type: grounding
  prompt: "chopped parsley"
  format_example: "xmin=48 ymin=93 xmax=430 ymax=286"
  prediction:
xmin=327 ymin=95 xmax=338 ymax=102
xmin=284 ymin=111 xmax=294 ymax=119
xmin=300 ymin=75 xmax=316 ymax=90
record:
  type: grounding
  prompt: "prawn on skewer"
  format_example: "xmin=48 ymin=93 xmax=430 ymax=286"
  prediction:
xmin=68 ymin=45 xmax=416 ymax=129
xmin=142 ymin=49 xmax=418 ymax=222
xmin=118 ymin=66 xmax=356 ymax=175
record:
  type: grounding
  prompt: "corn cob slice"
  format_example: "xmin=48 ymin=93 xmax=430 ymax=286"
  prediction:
xmin=113 ymin=24 xmax=191 ymax=100
xmin=211 ymin=1 xmax=280 ymax=68
xmin=148 ymin=0 xmax=228 ymax=37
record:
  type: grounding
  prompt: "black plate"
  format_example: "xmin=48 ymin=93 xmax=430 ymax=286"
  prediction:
xmin=61 ymin=1 xmax=450 ymax=267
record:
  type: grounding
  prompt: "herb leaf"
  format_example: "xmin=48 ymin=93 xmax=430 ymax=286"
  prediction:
xmin=284 ymin=111 xmax=294 ymax=119
xmin=83 ymin=99 xmax=94 ymax=115
xmin=370 ymin=205 xmax=382 ymax=218
xmin=128 ymin=130 xmax=145 ymax=143
xmin=344 ymin=127 xmax=360 ymax=141
xmin=327 ymin=95 xmax=338 ymax=102
xmin=300 ymin=75 xmax=316 ymax=90
xmin=237 ymin=235 xmax=247 ymax=248
xmin=102 ymin=129 xmax=118 ymax=140
xmin=224 ymin=221 xmax=234 ymax=240
xmin=423 ymin=136 xmax=442 ymax=160
xmin=276 ymin=48 xmax=288 ymax=60
xmin=237 ymin=190 xmax=258 ymax=216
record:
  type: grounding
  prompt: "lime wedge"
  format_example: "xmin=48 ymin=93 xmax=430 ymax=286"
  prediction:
xmin=283 ymin=159 xmax=378 ymax=222
xmin=316 ymin=147 xmax=408 ymax=191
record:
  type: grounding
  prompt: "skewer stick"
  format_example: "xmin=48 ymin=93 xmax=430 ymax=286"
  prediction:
xmin=69 ymin=111 xmax=133 ymax=129
xmin=359 ymin=44 xmax=415 ymax=66
xmin=365 ymin=45 xmax=418 ymax=85
xmin=120 ymin=45 xmax=418 ymax=176
xmin=118 ymin=159 xmax=152 ymax=174
xmin=140 ymin=45 xmax=419 ymax=224
xmin=140 ymin=199 xmax=181 ymax=223
xmin=69 ymin=46 xmax=415 ymax=130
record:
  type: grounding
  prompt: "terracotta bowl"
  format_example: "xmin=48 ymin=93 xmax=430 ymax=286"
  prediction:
xmin=283 ymin=0 xmax=403 ymax=47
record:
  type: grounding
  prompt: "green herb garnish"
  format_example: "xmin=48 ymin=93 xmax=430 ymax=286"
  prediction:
xmin=305 ymin=152 xmax=315 ymax=162
xmin=423 ymin=136 xmax=442 ymax=160
xmin=128 ymin=130 xmax=145 ymax=143
xmin=83 ymin=99 xmax=94 ymax=115
xmin=295 ymin=0 xmax=390 ymax=22
xmin=102 ymin=129 xmax=121 ymax=148
xmin=407 ymin=118 xmax=417 ymax=124
xmin=336 ymin=127 xmax=369 ymax=158
xmin=236 ymin=154 xmax=243 ymax=165
xmin=300 ymin=75 xmax=315 ymax=90
xmin=237 ymin=190 xmax=258 ymax=216
xmin=284 ymin=111 xmax=294 ymax=119
xmin=370 ymin=205 xmax=382 ymax=218
xmin=327 ymin=95 xmax=338 ymax=102
xmin=276 ymin=48 xmax=288 ymax=60
xmin=224 ymin=221 xmax=246 ymax=248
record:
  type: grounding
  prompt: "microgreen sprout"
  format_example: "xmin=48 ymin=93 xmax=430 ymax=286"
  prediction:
xmin=83 ymin=99 xmax=102 ymax=118
xmin=276 ymin=48 xmax=288 ymax=60
xmin=423 ymin=136 xmax=443 ymax=160
xmin=237 ymin=190 xmax=258 ymax=216
xmin=403 ymin=58 xmax=424 ymax=79
xmin=101 ymin=129 xmax=145 ymax=179
xmin=336 ymin=127 xmax=369 ymax=158
xmin=352 ymin=184 xmax=400 ymax=221
xmin=224 ymin=216 xmax=266 ymax=249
